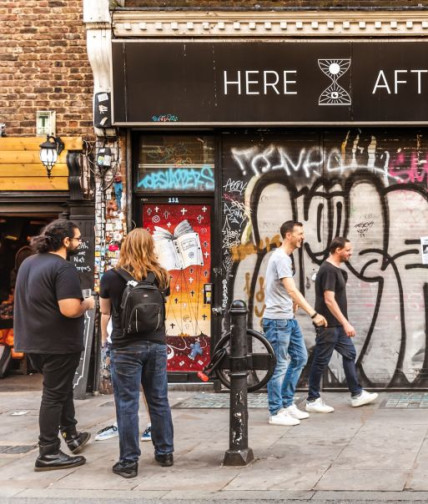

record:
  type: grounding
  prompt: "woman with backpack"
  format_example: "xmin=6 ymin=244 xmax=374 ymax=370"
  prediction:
xmin=99 ymin=228 xmax=174 ymax=479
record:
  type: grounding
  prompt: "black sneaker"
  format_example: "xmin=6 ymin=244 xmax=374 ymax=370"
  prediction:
xmin=112 ymin=460 xmax=138 ymax=478
xmin=155 ymin=453 xmax=173 ymax=467
xmin=141 ymin=424 xmax=151 ymax=442
xmin=62 ymin=432 xmax=91 ymax=454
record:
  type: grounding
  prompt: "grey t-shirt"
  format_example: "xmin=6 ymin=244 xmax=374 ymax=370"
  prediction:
xmin=263 ymin=247 xmax=294 ymax=319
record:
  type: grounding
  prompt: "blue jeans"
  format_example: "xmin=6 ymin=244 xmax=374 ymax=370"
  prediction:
xmin=262 ymin=318 xmax=308 ymax=415
xmin=110 ymin=342 xmax=174 ymax=464
xmin=308 ymin=326 xmax=362 ymax=400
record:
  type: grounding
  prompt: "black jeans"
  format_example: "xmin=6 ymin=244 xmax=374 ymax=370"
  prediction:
xmin=28 ymin=352 xmax=81 ymax=448
xmin=307 ymin=326 xmax=362 ymax=401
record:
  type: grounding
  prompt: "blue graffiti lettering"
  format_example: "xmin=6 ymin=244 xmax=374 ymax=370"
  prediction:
xmin=137 ymin=165 xmax=215 ymax=191
xmin=151 ymin=114 xmax=179 ymax=122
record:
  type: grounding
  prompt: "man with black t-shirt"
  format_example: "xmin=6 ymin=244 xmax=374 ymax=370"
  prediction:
xmin=305 ymin=237 xmax=378 ymax=413
xmin=14 ymin=219 xmax=95 ymax=471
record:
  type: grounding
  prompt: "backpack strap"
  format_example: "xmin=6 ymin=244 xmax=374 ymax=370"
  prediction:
xmin=114 ymin=268 xmax=136 ymax=284
xmin=114 ymin=268 xmax=156 ymax=285
xmin=145 ymin=272 xmax=156 ymax=285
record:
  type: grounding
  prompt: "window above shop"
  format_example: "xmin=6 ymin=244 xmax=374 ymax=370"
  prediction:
xmin=135 ymin=135 xmax=215 ymax=193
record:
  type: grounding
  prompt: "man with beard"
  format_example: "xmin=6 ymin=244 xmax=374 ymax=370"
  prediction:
xmin=14 ymin=219 xmax=95 ymax=471
xmin=305 ymin=237 xmax=378 ymax=413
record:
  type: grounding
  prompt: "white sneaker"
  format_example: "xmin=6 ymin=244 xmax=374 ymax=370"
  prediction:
xmin=269 ymin=409 xmax=300 ymax=426
xmin=305 ymin=397 xmax=335 ymax=413
xmin=284 ymin=403 xmax=310 ymax=420
xmin=95 ymin=423 xmax=118 ymax=441
xmin=351 ymin=390 xmax=378 ymax=408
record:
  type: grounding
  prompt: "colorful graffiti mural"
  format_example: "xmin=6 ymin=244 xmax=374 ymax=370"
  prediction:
xmin=143 ymin=203 xmax=211 ymax=373
xmin=221 ymin=129 xmax=428 ymax=389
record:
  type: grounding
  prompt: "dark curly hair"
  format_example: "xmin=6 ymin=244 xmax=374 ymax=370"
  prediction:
xmin=31 ymin=219 xmax=79 ymax=253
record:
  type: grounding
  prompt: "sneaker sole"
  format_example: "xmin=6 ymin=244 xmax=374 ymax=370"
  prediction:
xmin=112 ymin=470 xmax=138 ymax=478
xmin=306 ymin=408 xmax=334 ymax=413
xmin=141 ymin=437 xmax=151 ymax=442
xmin=155 ymin=460 xmax=174 ymax=467
xmin=95 ymin=433 xmax=118 ymax=441
xmin=269 ymin=421 xmax=300 ymax=426
xmin=351 ymin=397 xmax=378 ymax=408
xmin=34 ymin=458 xmax=86 ymax=472
xmin=95 ymin=425 xmax=118 ymax=441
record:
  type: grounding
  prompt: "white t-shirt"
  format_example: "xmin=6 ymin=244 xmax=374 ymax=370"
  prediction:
xmin=263 ymin=247 xmax=294 ymax=319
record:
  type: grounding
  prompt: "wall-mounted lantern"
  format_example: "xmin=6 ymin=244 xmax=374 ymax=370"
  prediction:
xmin=39 ymin=135 xmax=64 ymax=178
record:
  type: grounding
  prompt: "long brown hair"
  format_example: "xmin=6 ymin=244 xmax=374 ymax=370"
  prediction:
xmin=117 ymin=228 xmax=169 ymax=289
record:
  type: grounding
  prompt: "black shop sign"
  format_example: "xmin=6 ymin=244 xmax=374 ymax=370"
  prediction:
xmin=112 ymin=40 xmax=428 ymax=126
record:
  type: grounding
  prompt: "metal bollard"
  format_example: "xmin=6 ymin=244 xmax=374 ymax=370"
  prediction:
xmin=223 ymin=300 xmax=254 ymax=466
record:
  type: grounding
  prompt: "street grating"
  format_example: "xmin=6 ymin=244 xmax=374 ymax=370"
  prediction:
xmin=0 ymin=445 xmax=37 ymax=454
xmin=172 ymin=392 xmax=268 ymax=409
xmin=380 ymin=392 xmax=428 ymax=409
xmin=174 ymin=391 xmax=428 ymax=409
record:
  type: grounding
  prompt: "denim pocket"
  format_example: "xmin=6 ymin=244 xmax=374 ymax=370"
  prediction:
xmin=262 ymin=318 xmax=288 ymax=332
xmin=276 ymin=319 xmax=289 ymax=330
xmin=315 ymin=326 xmax=337 ymax=344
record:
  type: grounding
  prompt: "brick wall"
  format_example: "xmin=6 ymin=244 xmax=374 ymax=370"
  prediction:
xmin=0 ymin=0 xmax=93 ymax=138
xmin=123 ymin=0 xmax=428 ymax=9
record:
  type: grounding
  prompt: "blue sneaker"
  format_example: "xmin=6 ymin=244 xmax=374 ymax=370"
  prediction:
xmin=95 ymin=423 xmax=118 ymax=441
xmin=141 ymin=424 xmax=151 ymax=442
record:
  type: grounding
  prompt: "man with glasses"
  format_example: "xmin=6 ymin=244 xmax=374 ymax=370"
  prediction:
xmin=14 ymin=219 xmax=95 ymax=471
xmin=262 ymin=221 xmax=327 ymax=426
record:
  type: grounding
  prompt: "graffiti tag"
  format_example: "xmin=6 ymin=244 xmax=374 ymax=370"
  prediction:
xmin=138 ymin=166 xmax=215 ymax=191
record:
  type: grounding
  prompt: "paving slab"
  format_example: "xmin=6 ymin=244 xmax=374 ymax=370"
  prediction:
xmin=314 ymin=468 xmax=409 ymax=491
xmin=167 ymin=490 xmax=315 ymax=500
xmin=331 ymin=424 xmax=427 ymax=470
xmin=364 ymin=408 xmax=428 ymax=425
xmin=223 ymin=465 xmax=327 ymax=492
xmin=311 ymin=490 xmax=428 ymax=501
xmin=7 ymin=488 xmax=168 ymax=501
xmin=134 ymin=467 xmax=237 ymax=492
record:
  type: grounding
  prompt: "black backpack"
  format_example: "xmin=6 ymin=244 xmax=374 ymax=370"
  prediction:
xmin=114 ymin=269 xmax=166 ymax=337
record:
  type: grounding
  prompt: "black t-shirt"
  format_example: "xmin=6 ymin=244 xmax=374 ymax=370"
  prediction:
xmin=14 ymin=253 xmax=84 ymax=354
xmin=100 ymin=268 xmax=169 ymax=348
xmin=315 ymin=261 xmax=348 ymax=327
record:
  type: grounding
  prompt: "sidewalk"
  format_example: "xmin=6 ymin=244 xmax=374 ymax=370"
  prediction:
xmin=2 ymin=375 xmax=428 ymax=503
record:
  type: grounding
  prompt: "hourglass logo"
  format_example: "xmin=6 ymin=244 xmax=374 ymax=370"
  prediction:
xmin=318 ymin=59 xmax=352 ymax=106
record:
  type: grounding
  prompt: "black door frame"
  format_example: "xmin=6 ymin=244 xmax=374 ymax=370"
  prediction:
xmin=131 ymin=130 xmax=223 ymax=383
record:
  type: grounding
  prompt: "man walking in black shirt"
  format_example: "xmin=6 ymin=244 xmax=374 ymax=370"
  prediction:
xmin=14 ymin=219 xmax=95 ymax=471
xmin=305 ymin=237 xmax=378 ymax=413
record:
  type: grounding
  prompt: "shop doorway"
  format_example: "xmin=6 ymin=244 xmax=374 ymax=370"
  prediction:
xmin=141 ymin=200 xmax=212 ymax=379
xmin=0 ymin=214 xmax=56 ymax=378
